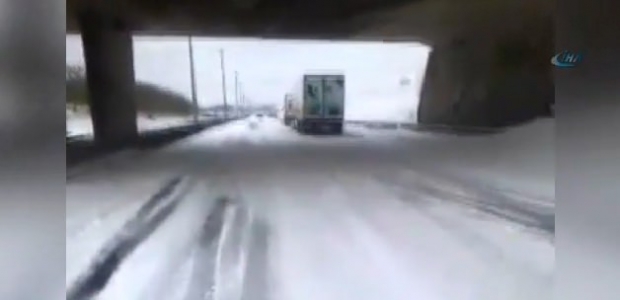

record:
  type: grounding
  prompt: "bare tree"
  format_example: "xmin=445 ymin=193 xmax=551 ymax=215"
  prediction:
xmin=66 ymin=65 xmax=87 ymax=112
xmin=66 ymin=65 xmax=85 ymax=81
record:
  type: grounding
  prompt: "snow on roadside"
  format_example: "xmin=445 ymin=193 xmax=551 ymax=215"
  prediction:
xmin=66 ymin=109 xmax=195 ymax=137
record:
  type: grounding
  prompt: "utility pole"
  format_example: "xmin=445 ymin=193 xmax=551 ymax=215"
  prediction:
xmin=234 ymin=71 xmax=239 ymax=117
xmin=239 ymin=82 xmax=247 ymax=109
xmin=219 ymin=48 xmax=228 ymax=119
xmin=236 ymin=80 xmax=242 ymax=116
xmin=238 ymin=81 xmax=243 ymax=106
xmin=188 ymin=35 xmax=198 ymax=123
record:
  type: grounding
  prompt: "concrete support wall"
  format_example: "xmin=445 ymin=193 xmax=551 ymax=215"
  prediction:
xmin=78 ymin=9 xmax=138 ymax=147
xmin=418 ymin=32 xmax=553 ymax=128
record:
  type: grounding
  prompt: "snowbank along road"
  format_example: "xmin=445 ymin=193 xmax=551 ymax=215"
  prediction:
xmin=66 ymin=116 xmax=555 ymax=300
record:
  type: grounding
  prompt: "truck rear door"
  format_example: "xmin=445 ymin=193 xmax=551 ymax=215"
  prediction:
xmin=303 ymin=75 xmax=323 ymax=117
xmin=322 ymin=75 xmax=345 ymax=118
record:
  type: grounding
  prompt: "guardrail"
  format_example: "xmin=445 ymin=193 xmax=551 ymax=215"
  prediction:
xmin=67 ymin=117 xmax=239 ymax=167
xmin=66 ymin=117 xmax=234 ymax=142
xmin=408 ymin=123 xmax=504 ymax=135
xmin=345 ymin=120 xmax=503 ymax=135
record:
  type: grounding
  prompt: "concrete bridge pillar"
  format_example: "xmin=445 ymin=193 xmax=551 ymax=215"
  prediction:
xmin=418 ymin=32 xmax=553 ymax=128
xmin=77 ymin=8 xmax=138 ymax=147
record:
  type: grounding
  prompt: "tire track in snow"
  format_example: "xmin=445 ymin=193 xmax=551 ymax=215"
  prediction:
xmin=328 ymin=172 xmax=553 ymax=300
xmin=372 ymin=170 xmax=554 ymax=234
xmin=241 ymin=218 xmax=270 ymax=300
xmin=183 ymin=196 xmax=231 ymax=300
xmin=66 ymin=175 xmax=191 ymax=300
xmin=182 ymin=195 xmax=259 ymax=300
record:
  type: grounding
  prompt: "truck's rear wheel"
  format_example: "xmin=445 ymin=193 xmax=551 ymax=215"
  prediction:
xmin=294 ymin=120 xmax=303 ymax=133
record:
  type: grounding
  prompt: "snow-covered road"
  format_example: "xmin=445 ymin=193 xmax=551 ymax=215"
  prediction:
xmin=66 ymin=116 xmax=554 ymax=300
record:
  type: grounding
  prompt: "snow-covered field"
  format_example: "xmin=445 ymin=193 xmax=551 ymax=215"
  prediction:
xmin=66 ymin=117 xmax=554 ymax=300
xmin=66 ymin=109 xmax=195 ymax=137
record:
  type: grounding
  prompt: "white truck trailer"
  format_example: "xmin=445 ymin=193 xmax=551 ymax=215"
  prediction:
xmin=286 ymin=73 xmax=345 ymax=134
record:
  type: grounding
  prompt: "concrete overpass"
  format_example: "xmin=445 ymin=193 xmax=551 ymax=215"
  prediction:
xmin=66 ymin=0 xmax=553 ymax=147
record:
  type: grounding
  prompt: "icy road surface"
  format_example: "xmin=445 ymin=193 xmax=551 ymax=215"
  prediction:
xmin=66 ymin=116 xmax=554 ymax=300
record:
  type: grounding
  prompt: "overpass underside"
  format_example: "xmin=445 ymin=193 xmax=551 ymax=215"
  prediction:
xmin=67 ymin=0 xmax=553 ymax=146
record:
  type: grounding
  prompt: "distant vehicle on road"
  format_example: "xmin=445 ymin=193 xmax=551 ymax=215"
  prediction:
xmin=283 ymin=93 xmax=295 ymax=126
xmin=286 ymin=73 xmax=345 ymax=135
xmin=248 ymin=115 xmax=259 ymax=129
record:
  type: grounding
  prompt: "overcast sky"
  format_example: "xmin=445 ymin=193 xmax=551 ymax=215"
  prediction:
xmin=66 ymin=35 xmax=430 ymax=121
